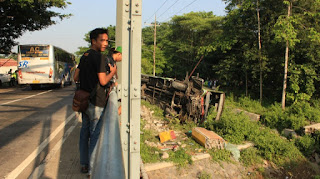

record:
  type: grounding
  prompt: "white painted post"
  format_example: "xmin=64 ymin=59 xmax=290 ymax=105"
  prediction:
xmin=116 ymin=0 xmax=141 ymax=178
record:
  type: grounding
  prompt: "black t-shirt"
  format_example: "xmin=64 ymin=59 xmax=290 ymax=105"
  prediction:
xmin=105 ymin=55 xmax=116 ymax=86
xmin=78 ymin=49 xmax=107 ymax=107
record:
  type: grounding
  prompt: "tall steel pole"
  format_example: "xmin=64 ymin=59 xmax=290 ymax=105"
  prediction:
xmin=153 ymin=15 xmax=156 ymax=76
xmin=116 ymin=0 xmax=141 ymax=178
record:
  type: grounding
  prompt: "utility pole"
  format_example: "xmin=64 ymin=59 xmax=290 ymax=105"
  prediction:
xmin=153 ymin=15 xmax=157 ymax=76
xmin=145 ymin=15 xmax=159 ymax=76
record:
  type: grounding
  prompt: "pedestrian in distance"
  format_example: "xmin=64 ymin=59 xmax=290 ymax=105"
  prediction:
xmin=73 ymin=28 xmax=117 ymax=175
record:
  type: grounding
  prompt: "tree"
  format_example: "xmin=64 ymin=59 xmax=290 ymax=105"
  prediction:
xmin=163 ymin=12 xmax=223 ymax=79
xmin=274 ymin=0 xmax=320 ymax=109
xmin=0 ymin=0 xmax=71 ymax=53
xmin=75 ymin=26 xmax=116 ymax=60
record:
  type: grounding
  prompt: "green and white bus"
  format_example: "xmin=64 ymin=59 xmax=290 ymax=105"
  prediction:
xmin=17 ymin=44 xmax=76 ymax=89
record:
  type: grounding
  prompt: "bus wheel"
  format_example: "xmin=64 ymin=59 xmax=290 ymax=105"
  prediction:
xmin=31 ymin=84 xmax=40 ymax=90
xmin=0 ymin=80 xmax=2 ymax=87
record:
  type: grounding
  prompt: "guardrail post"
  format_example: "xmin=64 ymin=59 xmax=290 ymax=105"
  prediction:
xmin=116 ymin=0 xmax=142 ymax=178
xmin=91 ymin=90 xmax=125 ymax=179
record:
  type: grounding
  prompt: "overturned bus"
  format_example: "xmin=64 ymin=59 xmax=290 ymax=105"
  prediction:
xmin=141 ymin=73 xmax=225 ymax=123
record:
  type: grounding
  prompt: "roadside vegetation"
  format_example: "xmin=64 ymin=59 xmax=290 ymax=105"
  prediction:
xmin=141 ymin=98 xmax=319 ymax=177
xmin=137 ymin=0 xmax=320 ymax=177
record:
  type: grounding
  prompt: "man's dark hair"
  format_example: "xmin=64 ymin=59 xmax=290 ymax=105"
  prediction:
xmin=90 ymin=28 xmax=108 ymax=44
xmin=109 ymin=48 xmax=120 ymax=56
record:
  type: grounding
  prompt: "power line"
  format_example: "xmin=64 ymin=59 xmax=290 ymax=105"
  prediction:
xmin=144 ymin=0 xmax=169 ymax=23
xmin=157 ymin=0 xmax=180 ymax=19
xmin=176 ymin=0 xmax=199 ymax=15
xmin=162 ymin=0 xmax=199 ymax=22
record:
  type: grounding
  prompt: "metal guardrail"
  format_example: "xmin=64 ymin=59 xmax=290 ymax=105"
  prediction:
xmin=91 ymin=89 xmax=125 ymax=179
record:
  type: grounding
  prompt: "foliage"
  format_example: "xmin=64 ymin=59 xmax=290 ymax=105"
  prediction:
xmin=262 ymin=101 xmax=320 ymax=131
xmin=295 ymin=131 xmax=320 ymax=157
xmin=225 ymin=94 xmax=320 ymax=131
xmin=240 ymin=148 xmax=263 ymax=167
xmin=294 ymin=134 xmax=316 ymax=157
xmin=225 ymin=94 xmax=267 ymax=114
xmin=207 ymin=108 xmax=256 ymax=144
xmin=169 ymin=149 xmax=193 ymax=167
xmin=138 ymin=0 xmax=320 ymax=104
xmin=140 ymin=120 xmax=161 ymax=163
xmin=74 ymin=26 xmax=116 ymax=58
xmin=205 ymin=107 xmax=304 ymax=166
xmin=197 ymin=171 xmax=212 ymax=179
xmin=208 ymin=149 xmax=232 ymax=163
xmin=287 ymin=65 xmax=319 ymax=104
xmin=140 ymin=131 xmax=161 ymax=163
xmin=0 ymin=0 xmax=72 ymax=53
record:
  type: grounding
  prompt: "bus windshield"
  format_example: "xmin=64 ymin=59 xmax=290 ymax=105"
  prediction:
xmin=20 ymin=45 xmax=49 ymax=58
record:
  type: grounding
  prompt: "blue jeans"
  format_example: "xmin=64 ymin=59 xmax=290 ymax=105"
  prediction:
xmin=79 ymin=103 xmax=105 ymax=167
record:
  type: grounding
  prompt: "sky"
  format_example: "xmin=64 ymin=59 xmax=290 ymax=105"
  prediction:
xmin=15 ymin=0 xmax=227 ymax=54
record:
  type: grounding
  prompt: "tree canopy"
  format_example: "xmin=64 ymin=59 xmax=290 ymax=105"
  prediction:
xmin=0 ymin=0 xmax=71 ymax=53
xmin=140 ymin=1 xmax=320 ymax=105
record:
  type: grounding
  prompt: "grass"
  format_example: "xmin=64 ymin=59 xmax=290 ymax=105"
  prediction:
xmin=141 ymin=99 xmax=164 ymax=118
xmin=239 ymin=148 xmax=263 ymax=167
xmin=140 ymin=126 xmax=161 ymax=163
xmin=197 ymin=171 xmax=212 ymax=179
xmin=140 ymin=100 xmax=195 ymax=166
xmin=208 ymin=149 xmax=233 ymax=163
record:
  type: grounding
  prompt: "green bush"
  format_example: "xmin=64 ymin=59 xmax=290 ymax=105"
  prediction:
xmin=169 ymin=149 xmax=193 ymax=167
xmin=206 ymin=108 xmax=258 ymax=144
xmin=208 ymin=149 xmax=232 ymax=163
xmin=225 ymin=94 xmax=266 ymax=114
xmin=240 ymin=148 xmax=263 ymax=167
xmin=198 ymin=171 xmax=212 ymax=179
xmin=205 ymin=108 xmax=304 ymax=166
xmin=294 ymin=135 xmax=316 ymax=157
xmin=295 ymin=131 xmax=320 ymax=157
xmin=262 ymin=102 xmax=318 ymax=131
xmin=226 ymin=94 xmax=320 ymax=131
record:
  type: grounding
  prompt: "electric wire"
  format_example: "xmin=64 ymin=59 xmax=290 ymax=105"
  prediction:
xmin=162 ymin=0 xmax=199 ymax=22
xmin=144 ymin=0 xmax=169 ymax=23
xmin=157 ymin=0 xmax=181 ymax=19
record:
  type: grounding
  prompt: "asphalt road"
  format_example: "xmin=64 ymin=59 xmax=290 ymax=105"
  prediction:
xmin=0 ymin=84 xmax=79 ymax=179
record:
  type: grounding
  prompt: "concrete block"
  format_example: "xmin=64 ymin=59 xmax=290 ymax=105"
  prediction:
xmin=237 ymin=142 xmax=254 ymax=150
xmin=192 ymin=127 xmax=225 ymax=149
xmin=283 ymin=129 xmax=298 ymax=138
xmin=233 ymin=108 xmax=260 ymax=121
xmin=304 ymin=123 xmax=320 ymax=134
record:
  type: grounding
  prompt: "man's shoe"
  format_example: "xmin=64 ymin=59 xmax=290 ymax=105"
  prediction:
xmin=81 ymin=166 xmax=89 ymax=173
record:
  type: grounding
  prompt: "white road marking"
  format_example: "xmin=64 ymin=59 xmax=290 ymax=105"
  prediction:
xmin=28 ymin=114 xmax=79 ymax=179
xmin=4 ymin=112 xmax=76 ymax=179
xmin=0 ymin=90 xmax=53 ymax=106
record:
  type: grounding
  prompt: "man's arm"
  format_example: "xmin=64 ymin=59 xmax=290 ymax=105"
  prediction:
xmin=98 ymin=64 xmax=117 ymax=86
xmin=74 ymin=68 xmax=80 ymax=82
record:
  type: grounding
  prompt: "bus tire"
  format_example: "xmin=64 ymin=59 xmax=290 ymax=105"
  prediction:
xmin=172 ymin=81 xmax=187 ymax=91
xmin=0 ymin=80 xmax=2 ymax=87
xmin=31 ymin=84 xmax=40 ymax=90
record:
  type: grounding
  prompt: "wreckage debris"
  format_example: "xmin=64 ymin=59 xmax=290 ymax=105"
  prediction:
xmin=192 ymin=127 xmax=225 ymax=149
xmin=141 ymin=74 xmax=225 ymax=123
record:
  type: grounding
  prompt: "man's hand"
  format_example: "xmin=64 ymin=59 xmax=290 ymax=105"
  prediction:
xmin=109 ymin=64 xmax=117 ymax=75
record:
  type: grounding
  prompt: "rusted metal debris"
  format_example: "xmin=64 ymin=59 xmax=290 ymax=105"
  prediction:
xmin=141 ymin=73 xmax=225 ymax=123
